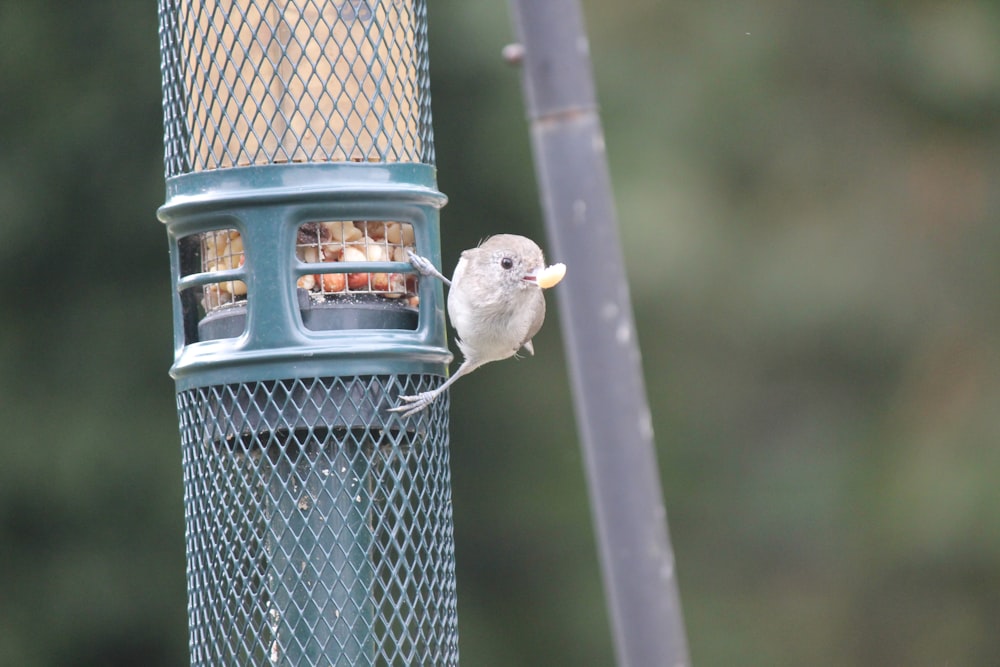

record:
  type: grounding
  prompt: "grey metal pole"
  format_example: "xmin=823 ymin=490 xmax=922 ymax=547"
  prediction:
xmin=506 ymin=2 xmax=691 ymax=665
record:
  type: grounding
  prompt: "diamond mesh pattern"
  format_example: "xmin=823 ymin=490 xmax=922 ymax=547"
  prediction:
xmin=177 ymin=375 xmax=458 ymax=666
xmin=159 ymin=0 xmax=434 ymax=176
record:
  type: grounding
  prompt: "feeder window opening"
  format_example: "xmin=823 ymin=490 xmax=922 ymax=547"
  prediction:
xmin=200 ymin=228 xmax=247 ymax=310
xmin=294 ymin=220 xmax=420 ymax=332
xmin=295 ymin=220 xmax=418 ymax=303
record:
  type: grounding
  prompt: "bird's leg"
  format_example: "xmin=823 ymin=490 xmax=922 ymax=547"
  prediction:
xmin=389 ymin=357 xmax=484 ymax=417
xmin=391 ymin=251 xmax=457 ymax=416
xmin=406 ymin=249 xmax=451 ymax=287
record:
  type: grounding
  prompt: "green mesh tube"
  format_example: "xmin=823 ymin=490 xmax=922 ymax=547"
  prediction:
xmin=158 ymin=1 xmax=458 ymax=664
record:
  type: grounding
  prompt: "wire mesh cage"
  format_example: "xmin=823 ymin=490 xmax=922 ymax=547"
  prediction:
xmin=178 ymin=376 xmax=457 ymax=665
xmin=158 ymin=1 xmax=456 ymax=665
xmin=160 ymin=0 xmax=433 ymax=175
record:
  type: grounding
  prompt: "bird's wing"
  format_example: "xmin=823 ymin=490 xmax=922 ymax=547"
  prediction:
xmin=521 ymin=294 xmax=546 ymax=351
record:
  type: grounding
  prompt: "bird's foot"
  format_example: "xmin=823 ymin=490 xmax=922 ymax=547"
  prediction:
xmin=406 ymin=250 xmax=451 ymax=286
xmin=389 ymin=390 xmax=440 ymax=418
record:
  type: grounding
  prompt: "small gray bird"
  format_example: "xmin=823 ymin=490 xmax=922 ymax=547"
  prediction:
xmin=391 ymin=234 xmax=566 ymax=416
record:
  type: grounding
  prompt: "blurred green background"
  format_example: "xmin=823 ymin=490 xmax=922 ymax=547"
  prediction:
xmin=2 ymin=0 xmax=999 ymax=665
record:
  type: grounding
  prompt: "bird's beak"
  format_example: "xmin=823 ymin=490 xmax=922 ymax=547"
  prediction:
xmin=524 ymin=262 xmax=567 ymax=289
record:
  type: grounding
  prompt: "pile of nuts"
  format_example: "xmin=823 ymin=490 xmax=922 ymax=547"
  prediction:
xmin=201 ymin=229 xmax=246 ymax=310
xmin=200 ymin=221 xmax=419 ymax=312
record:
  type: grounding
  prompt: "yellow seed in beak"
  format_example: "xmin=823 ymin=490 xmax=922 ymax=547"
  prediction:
xmin=536 ymin=262 xmax=567 ymax=289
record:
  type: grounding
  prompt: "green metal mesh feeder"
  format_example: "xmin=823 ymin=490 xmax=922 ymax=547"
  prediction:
xmin=157 ymin=1 xmax=457 ymax=664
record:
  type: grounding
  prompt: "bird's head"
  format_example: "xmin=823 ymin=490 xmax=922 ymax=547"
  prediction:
xmin=473 ymin=234 xmax=566 ymax=295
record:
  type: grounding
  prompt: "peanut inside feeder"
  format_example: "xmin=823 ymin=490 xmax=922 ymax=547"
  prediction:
xmin=197 ymin=221 xmax=419 ymax=315
xmin=200 ymin=229 xmax=246 ymax=311
xmin=294 ymin=220 xmax=419 ymax=309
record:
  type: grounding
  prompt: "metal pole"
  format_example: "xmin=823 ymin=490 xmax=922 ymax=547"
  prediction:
xmin=506 ymin=2 xmax=691 ymax=665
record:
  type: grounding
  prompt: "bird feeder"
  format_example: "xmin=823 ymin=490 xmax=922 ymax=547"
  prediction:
xmin=157 ymin=1 xmax=457 ymax=664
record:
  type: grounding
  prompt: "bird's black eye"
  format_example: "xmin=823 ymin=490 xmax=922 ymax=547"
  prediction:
xmin=500 ymin=257 xmax=514 ymax=270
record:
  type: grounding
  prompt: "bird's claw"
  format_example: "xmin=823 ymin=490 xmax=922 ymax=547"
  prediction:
xmin=405 ymin=250 xmax=435 ymax=275
xmin=406 ymin=250 xmax=451 ymax=286
xmin=388 ymin=391 xmax=438 ymax=418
